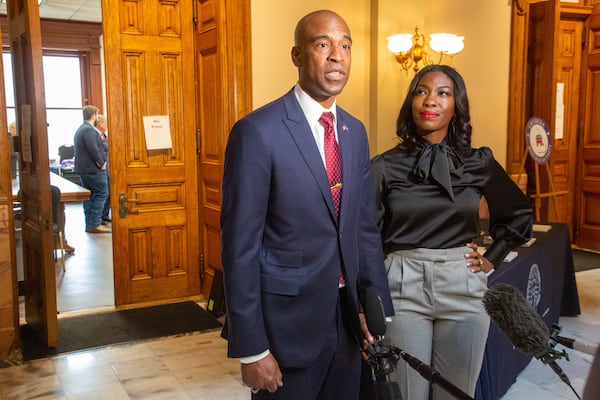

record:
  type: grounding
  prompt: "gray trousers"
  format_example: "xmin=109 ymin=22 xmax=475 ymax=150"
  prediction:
xmin=385 ymin=246 xmax=490 ymax=400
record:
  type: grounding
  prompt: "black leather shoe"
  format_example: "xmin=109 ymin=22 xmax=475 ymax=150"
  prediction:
xmin=102 ymin=217 xmax=112 ymax=223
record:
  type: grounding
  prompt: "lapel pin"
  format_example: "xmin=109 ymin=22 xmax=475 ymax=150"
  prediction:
xmin=342 ymin=124 xmax=349 ymax=133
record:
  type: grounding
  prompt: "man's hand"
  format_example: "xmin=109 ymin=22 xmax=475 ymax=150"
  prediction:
xmin=241 ymin=353 xmax=284 ymax=394
xmin=359 ymin=312 xmax=375 ymax=360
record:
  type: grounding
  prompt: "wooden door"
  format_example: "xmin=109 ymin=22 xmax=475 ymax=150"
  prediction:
xmin=552 ymin=18 xmax=583 ymax=228
xmin=101 ymin=0 xmax=200 ymax=306
xmin=525 ymin=0 xmax=560 ymax=221
xmin=0 ymin=23 xmax=19 ymax=358
xmin=194 ymin=0 xmax=251 ymax=298
xmin=7 ymin=0 xmax=57 ymax=346
xmin=574 ymin=4 xmax=600 ymax=250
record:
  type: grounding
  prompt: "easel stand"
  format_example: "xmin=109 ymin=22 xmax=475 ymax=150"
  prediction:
xmin=516 ymin=147 xmax=567 ymax=222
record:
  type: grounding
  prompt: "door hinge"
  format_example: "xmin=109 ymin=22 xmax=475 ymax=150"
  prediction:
xmin=582 ymin=27 xmax=589 ymax=49
xmin=192 ymin=0 xmax=197 ymax=24
xmin=200 ymin=254 xmax=205 ymax=279
xmin=196 ymin=128 xmax=202 ymax=153
xmin=577 ymin=123 xmax=584 ymax=147
xmin=573 ymin=213 xmax=579 ymax=238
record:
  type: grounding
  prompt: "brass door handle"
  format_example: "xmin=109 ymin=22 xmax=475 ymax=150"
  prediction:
xmin=118 ymin=192 xmax=139 ymax=217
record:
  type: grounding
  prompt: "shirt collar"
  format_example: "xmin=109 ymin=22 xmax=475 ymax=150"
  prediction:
xmin=293 ymin=83 xmax=337 ymax=124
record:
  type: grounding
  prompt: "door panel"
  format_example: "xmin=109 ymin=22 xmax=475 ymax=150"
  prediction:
xmin=575 ymin=4 xmax=600 ymax=250
xmin=0 ymin=23 xmax=19 ymax=358
xmin=102 ymin=0 xmax=200 ymax=306
xmin=196 ymin=0 xmax=251 ymax=299
xmin=552 ymin=19 xmax=582 ymax=228
xmin=526 ymin=0 xmax=560 ymax=221
xmin=7 ymin=0 xmax=56 ymax=345
xmin=196 ymin=1 xmax=223 ymax=297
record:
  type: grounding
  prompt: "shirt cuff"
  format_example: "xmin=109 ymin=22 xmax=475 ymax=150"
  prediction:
xmin=240 ymin=349 xmax=270 ymax=364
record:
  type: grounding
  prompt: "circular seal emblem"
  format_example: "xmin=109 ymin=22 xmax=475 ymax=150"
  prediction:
xmin=526 ymin=263 xmax=542 ymax=310
xmin=525 ymin=117 xmax=552 ymax=164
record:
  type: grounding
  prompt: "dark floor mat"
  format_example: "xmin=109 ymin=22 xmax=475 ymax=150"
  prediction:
xmin=20 ymin=301 xmax=222 ymax=361
xmin=573 ymin=249 xmax=600 ymax=272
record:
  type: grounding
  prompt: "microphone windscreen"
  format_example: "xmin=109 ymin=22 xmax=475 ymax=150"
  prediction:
xmin=363 ymin=286 xmax=387 ymax=337
xmin=483 ymin=283 xmax=549 ymax=356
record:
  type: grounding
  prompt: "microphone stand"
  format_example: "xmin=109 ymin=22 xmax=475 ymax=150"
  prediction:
xmin=398 ymin=350 xmax=473 ymax=400
xmin=366 ymin=340 xmax=474 ymax=400
xmin=366 ymin=341 xmax=403 ymax=400
xmin=550 ymin=323 xmax=598 ymax=356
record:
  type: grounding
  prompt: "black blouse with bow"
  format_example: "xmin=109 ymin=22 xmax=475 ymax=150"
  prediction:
xmin=370 ymin=141 xmax=533 ymax=267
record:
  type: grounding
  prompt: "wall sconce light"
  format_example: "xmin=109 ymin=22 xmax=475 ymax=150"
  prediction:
xmin=387 ymin=27 xmax=464 ymax=74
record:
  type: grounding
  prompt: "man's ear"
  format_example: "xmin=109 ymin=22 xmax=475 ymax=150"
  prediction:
xmin=291 ymin=46 xmax=301 ymax=67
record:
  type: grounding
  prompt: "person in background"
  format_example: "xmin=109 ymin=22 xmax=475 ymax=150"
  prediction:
xmin=220 ymin=9 xmax=393 ymax=400
xmin=74 ymin=105 xmax=111 ymax=234
xmin=370 ymin=64 xmax=533 ymax=400
xmin=8 ymin=121 xmax=18 ymax=178
xmin=95 ymin=114 xmax=111 ymax=224
xmin=8 ymin=121 xmax=17 ymax=138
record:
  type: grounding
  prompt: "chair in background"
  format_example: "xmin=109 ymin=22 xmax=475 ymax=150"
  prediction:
xmin=51 ymin=185 xmax=66 ymax=271
xmin=58 ymin=144 xmax=74 ymax=164
xmin=58 ymin=144 xmax=79 ymax=184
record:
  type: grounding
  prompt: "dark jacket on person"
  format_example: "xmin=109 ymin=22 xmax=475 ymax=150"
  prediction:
xmin=74 ymin=121 xmax=106 ymax=173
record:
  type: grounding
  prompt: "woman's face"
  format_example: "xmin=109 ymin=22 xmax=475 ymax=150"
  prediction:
xmin=411 ymin=71 xmax=455 ymax=143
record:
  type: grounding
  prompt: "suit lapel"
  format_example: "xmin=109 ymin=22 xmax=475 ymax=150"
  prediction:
xmin=282 ymin=92 xmax=338 ymax=221
xmin=336 ymin=111 xmax=353 ymax=226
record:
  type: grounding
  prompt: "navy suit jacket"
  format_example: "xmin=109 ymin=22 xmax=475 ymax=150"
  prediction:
xmin=220 ymin=88 xmax=393 ymax=368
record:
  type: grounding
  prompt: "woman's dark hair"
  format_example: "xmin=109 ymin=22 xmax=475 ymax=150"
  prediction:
xmin=395 ymin=64 xmax=472 ymax=157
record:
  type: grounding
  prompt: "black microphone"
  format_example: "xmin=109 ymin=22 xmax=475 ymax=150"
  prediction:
xmin=483 ymin=283 xmax=578 ymax=397
xmin=363 ymin=285 xmax=387 ymax=337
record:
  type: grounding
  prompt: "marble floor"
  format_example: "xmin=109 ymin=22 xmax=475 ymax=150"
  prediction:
xmin=3 ymin=204 xmax=598 ymax=399
xmin=0 ymin=269 xmax=596 ymax=399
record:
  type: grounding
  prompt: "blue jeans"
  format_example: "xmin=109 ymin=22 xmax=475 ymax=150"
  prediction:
xmin=79 ymin=170 xmax=109 ymax=228
xmin=102 ymin=174 xmax=111 ymax=220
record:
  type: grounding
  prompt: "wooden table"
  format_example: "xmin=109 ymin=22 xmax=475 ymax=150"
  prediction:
xmin=12 ymin=172 xmax=90 ymax=202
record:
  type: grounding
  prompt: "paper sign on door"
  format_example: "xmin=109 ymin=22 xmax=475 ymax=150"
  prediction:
xmin=143 ymin=115 xmax=172 ymax=150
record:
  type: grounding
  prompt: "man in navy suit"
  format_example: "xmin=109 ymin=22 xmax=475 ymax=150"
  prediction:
xmin=220 ymin=10 xmax=393 ymax=399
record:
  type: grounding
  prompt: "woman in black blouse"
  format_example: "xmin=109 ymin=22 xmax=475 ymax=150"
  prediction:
xmin=370 ymin=65 xmax=532 ymax=400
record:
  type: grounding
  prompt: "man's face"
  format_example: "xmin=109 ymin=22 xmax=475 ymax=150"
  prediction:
xmin=292 ymin=12 xmax=352 ymax=108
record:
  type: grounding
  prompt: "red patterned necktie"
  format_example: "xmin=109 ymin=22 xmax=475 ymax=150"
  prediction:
xmin=319 ymin=112 xmax=342 ymax=216
xmin=319 ymin=112 xmax=345 ymax=287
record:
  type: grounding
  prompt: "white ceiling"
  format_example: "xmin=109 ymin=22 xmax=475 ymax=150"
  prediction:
xmin=0 ymin=0 xmax=102 ymax=23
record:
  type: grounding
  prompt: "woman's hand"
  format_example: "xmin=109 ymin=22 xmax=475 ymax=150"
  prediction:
xmin=465 ymin=242 xmax=493 ymax=273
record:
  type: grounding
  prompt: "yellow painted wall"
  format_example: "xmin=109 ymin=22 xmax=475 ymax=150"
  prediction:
xmin=251 ymin=1 xmax=512 ymax=166
xmin=250 ymin=1 xmax=371 ymax=117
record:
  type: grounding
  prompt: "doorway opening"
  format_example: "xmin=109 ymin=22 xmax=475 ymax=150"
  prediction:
xmin=4 ymin=51 xmax=115 ymax=318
